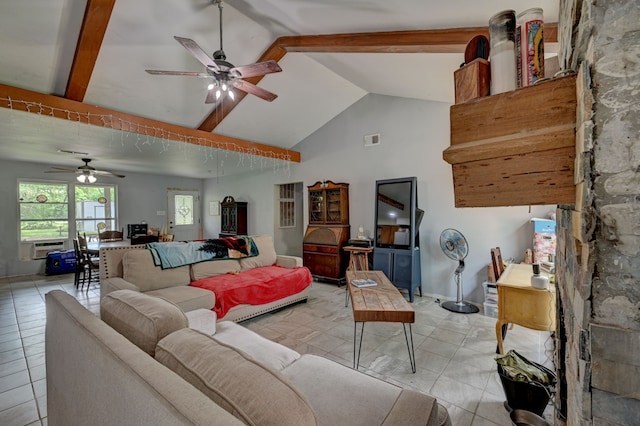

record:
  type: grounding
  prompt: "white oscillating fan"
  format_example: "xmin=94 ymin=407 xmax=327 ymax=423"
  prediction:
xmin=439 ymin=228 xmax=479 ymax=313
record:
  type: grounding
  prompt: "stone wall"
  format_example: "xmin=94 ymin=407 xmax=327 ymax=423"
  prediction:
xmin=556 ymin=0 xmax=640 ymax=424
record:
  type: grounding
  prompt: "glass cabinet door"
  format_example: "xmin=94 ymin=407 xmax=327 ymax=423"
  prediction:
xmin=325 ymin=189 xmax=342 ymax=223
xmin=309 ymin=190 xmax=324 ymax=223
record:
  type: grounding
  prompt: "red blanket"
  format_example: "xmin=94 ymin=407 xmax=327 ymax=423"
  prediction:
xmin=189 ymin=266 xmax=312 ymax=319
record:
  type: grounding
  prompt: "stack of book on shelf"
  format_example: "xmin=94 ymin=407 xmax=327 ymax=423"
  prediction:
xmin=351 ymin=278 xmax=377 ymax=288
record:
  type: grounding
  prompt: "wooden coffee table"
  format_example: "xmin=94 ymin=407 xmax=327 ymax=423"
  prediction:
xmin=347 ymin=270 xmax=416 ymax=373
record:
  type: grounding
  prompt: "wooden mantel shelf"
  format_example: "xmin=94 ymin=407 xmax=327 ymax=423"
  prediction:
xmin=443 ymin=74 xmax=577 ymax=208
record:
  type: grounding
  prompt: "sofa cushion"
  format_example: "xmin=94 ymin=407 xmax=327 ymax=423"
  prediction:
xmin=146 ymin=286 xmax=215 ymax=312
xmin=213 ymin=321 xmax=300 ymax=371
xmin=122 ymin=250 xmax=190 ymax=292
xmin=281 ymin=354 xmax=403 ymax=426
xmin=100 ymin=290 xmax=188 ymax=356
xmin=156 ymin=328 xmax=317 ymax=426
xmin=190 ymin=259 xmax=242 ymax=281
xmin=239 ymin=235 xmax=277 ymax=270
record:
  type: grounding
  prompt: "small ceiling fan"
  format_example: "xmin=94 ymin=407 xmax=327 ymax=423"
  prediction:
xmin=45 ymin=158 xmax=125 ymax=182
xmin=145 ymin=0 xmax=282 ymax=103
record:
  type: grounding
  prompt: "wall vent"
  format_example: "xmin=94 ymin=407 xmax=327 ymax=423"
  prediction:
xmin=364 ymin=133 xmax=380 ymax=147
xmin=33 ymin=241 xmax=65 ymax=259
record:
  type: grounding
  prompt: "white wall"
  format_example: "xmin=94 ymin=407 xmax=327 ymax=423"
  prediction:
xmin=0 ymin=159 xmax=202 ymax=277
xmin=203 ymin=94 xmax=555 ymax=304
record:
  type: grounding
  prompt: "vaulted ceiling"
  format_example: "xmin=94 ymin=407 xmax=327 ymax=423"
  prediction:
xmin=0 ymin=0 xmax=559 ymax=178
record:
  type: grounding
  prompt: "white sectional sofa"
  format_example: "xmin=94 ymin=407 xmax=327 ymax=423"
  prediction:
xmin=46 ymin=289 xmax=449 ymax=425
xmin=99 ymin=235 xmax=312 ymax=322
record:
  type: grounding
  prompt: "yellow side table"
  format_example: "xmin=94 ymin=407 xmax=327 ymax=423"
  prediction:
xmin=495 ymin=263 xmax=556 ymax=354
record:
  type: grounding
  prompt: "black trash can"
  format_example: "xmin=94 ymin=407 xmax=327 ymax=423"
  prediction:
xmin=497 ymin=351 xmax=556 ymax=416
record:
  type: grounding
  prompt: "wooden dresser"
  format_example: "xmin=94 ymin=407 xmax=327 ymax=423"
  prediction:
xmin=303 ymin=181 xmax=349 ymax=284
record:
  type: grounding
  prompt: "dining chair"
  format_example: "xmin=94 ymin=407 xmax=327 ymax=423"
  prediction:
xmin=77 ymin=232 xmax=100 ymax=290
xmin=81 ymin=249 xmax=100 ymax=290
xmin=491 ymin=247 xmax=505 ymax=279
xmin=98 ymin=229 xmax=124 ymax=242
xmin=159 ymin=234 xmax=175 ymax=242
xmin=131 ymin=234 xmax=159 ymax=245
xmin=491 ymin=246 xmax=511 ymax=352
xmin=72 ymin=239 xmax=87 ymax=289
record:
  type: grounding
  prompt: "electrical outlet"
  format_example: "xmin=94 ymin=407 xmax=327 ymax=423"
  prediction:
xmin=157 ymin=211 xmax=166 ymax=216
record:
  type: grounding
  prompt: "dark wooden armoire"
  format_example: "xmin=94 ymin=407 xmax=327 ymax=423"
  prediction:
xmin=219 ymin=201 xmax=247 ymax=238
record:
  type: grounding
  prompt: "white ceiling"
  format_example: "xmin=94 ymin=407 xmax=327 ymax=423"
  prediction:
xmin=0 ymin=0 xmax=559 ymax=178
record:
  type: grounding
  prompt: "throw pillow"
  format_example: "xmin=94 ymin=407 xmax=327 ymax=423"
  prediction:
xmin=239 ymin=234 xmax=277 ymax=270
xmin=122 ymin=250 xmax=190 ymax=292
xmin=100 ymin=289 xmax=188 ymax=356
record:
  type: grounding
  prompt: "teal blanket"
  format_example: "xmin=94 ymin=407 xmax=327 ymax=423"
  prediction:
xmin=147 ymin=237 xmax=258 ymax=269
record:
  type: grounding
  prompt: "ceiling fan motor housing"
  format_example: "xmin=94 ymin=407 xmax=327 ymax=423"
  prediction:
xmin=213 ymin=49 xmax=227 ymax=61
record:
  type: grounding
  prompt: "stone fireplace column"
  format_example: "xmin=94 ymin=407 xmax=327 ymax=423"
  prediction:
xmin=556 ymin=0 xmax=640 ymax=424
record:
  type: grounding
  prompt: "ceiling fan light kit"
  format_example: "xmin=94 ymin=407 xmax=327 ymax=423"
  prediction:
xmin=145 ymin=0 xmax=282 ymax=104
xmin=77 ymin=173 xmax=97 ymax=184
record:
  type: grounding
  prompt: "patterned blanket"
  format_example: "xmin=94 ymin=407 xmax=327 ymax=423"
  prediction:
xmin=147 ymin=237 xmax=258 ymax=269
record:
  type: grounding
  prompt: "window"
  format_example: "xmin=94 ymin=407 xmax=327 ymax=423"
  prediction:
xmin=19 ymin=182 xmax=69 ymax=241
xmin=174 ymin=195 xmax=194 ymax=225
xmin=18 ymin=180 xmax=119 ymax=243
xmin=279 ymin=183 xmax=296 ymax=228
xmin=76 ymin=185 xmax=117 ymax=240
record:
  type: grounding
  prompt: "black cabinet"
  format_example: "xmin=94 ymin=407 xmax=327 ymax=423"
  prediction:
xmin=220 ymin=201 xmax=247 ymax=238
xmin=372 ymin=177 xmax=422 ymax=302
xmin=373 ymin=248 xmax=421 ymax=302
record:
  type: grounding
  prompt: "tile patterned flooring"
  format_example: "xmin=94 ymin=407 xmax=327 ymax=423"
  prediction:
xmin=0 ymin=273 xmax=556 ymax=426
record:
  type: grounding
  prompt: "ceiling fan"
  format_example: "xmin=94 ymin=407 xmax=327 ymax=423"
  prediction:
xmin=145 ymin=0 xmax=282 ymax=103
xmin=45 ymin=158 xmax=125 ymax=183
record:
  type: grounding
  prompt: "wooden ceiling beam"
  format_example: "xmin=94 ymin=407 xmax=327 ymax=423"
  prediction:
xmin=198 ymin=24 xmax=558 ymax=132
xmin=65 ymin=0 xmax=117 ymax=101
xmin=0 ymin=83 xmax=300 ymax=163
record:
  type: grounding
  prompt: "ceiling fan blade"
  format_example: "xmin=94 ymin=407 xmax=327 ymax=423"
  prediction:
xmin=174 ymin=36 xmax=220 ymax=71
xmin=146 ymin=70 xmax=210 ymax=77
xmin=230 ymin=60 xmax=282 ymax=79
xmin=232 ymin=79 xmax=278 ymax=102
xmin=48 ymin=166 xmax=77 ymax=172
xmin=44 ymin=170 xmax=75 ymax=174
xmin=94 ymin=170 xmax=126 ymax=178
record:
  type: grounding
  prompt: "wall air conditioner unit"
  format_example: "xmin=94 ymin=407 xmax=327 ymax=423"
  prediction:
xmin=33 ymin=241 xmax=65 ymax=259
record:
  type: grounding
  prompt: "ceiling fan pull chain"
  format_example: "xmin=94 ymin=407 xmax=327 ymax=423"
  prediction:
xmin=218 ymin=0 xmax=224 ymax=55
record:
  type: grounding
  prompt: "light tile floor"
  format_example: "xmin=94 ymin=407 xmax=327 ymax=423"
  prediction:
xmin=0 ymin=273 xmax=556 ymax=426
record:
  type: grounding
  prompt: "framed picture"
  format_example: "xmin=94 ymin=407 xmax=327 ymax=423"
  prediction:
xmin=209 ymin=200 xmax=220 ymax=216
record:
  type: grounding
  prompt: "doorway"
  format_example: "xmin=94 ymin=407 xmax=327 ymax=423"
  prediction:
xmin=167 ymin=189 xmax=201 ymax=241
xmin=273 ymin=182 xmax=304 ymax=256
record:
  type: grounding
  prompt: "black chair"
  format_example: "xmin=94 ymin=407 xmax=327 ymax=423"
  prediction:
xmin=76 ymin=233 xmax=100 ymax=290
xmin=72 ymin=239 xmax=86 ymax=289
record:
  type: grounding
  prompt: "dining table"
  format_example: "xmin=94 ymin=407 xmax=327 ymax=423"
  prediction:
xmin=86 ymin=239 xmax=131 ymax=256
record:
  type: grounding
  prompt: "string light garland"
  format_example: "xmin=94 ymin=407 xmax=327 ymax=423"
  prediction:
xmin=1 ymin=95 xmax=294 ymax=176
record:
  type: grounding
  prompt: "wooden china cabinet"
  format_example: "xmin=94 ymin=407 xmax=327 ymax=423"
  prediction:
xmin=219 ymin=201 xmax=247 ymax=238
xmin=303 ymin=181 xmax=350 ymax=284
